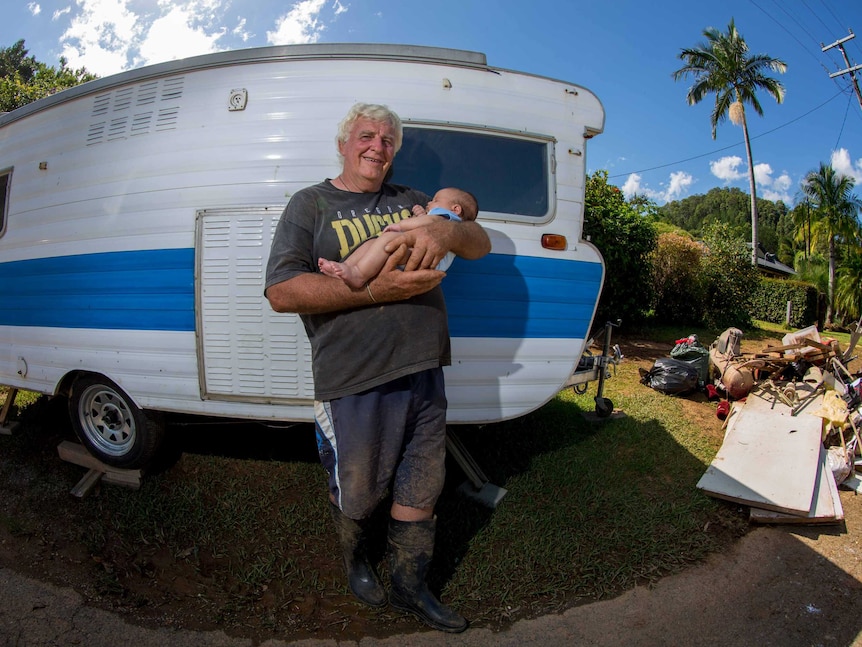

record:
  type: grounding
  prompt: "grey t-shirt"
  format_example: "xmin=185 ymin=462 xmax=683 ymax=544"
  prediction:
xmin=265 ymin=180 xmax=450 ymax=401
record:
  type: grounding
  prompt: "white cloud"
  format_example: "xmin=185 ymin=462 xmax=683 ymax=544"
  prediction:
xmin=52 ymin=6 xmax=71 ymax=20
xmin=58 ymin=0 xmax=142 ymax=75
xmin=710 ymin=156 xmax=793 ymax=203
xmin=28 ymin=2 xmax=41 ymax=16
xmin=762 ymin=172 xmax=793 ymax=202
xmin=55 ymin=0 xmax=237 ymax=75
xmin=267 ymin=0 xmax=330 ymax=45
xmin=831 ymin=148 xmax=862 ymax=184
xmin=137 ymin=4 xmax=225 ymax=67
xmin=753 ymin=162 xmax=773 ymax=186
xmin=666 ymin=171 xmax=694 ymax=201
xmin=621 ymin=173 xmax=642 ymax=198
xmin=621 ymin=171 xmax=693 ymax=204
xmin=710 ymin=156 xmax=746 ymax=183
xmin=233 ymin=17 xmax=252 ymax=42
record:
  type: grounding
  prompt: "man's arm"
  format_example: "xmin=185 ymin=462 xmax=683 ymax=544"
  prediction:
xmin=266 ymin=245 xmax=446 ymax=315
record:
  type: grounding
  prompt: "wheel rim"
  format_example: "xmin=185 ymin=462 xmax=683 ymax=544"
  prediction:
xmin=77 ymin=384 xmax=137 ymax=457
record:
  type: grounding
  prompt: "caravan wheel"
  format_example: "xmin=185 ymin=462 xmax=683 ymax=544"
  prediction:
xmin=68 ymin=374 xmax=166 ymax=470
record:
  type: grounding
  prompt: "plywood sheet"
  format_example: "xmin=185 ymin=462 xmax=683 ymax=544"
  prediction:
xmin=749 ymin=446 xmax=844 ymax=524
xmin=697 ymin=390 xmax=824 ymax=514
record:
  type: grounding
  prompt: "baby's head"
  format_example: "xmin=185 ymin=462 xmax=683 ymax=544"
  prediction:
xmin=428 ymin=188 xmax=479 ymax=221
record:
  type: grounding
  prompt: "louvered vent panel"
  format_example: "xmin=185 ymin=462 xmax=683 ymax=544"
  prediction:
xmin=198 ymin=209 xmax=315 ymax=402
xmin=86 ymin=76 xmax=184 ymax=145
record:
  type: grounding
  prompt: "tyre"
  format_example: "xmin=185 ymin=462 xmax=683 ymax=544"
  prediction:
xmin=68 ymin=374 xmax=166 ymax=470
xmin=594 ymin=397 xmax=614 ymax=419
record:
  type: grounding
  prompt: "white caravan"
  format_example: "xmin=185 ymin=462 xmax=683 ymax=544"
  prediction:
xmin=0 ymin=44 xmax=608 ymax=470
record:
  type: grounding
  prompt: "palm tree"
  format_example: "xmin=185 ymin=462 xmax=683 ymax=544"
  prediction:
xmin=836 ymin=244 xmax=862 ymax=322
xmin=673 ymin=19 xmax=787 ymax=267
xmin=802 ymin=163 xmax=862 ymax=326
xmin=791 ymin=199 xmax=813 ymax=260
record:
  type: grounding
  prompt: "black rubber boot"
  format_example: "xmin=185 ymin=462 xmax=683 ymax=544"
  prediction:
xmin=387 ymin=517 xmax=468 ymax=633
xmin=329 ymin=502 xmax=386 ymax=607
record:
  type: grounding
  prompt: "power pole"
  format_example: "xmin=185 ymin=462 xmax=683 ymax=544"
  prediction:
xmin=822 ymin=30 xmax=862 ymax=111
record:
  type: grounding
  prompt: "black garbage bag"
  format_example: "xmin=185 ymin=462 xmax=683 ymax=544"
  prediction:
xmin=640 ymin=357 xmax=700 ymax=396
xmin=669 ymin=337 xmax=709 ymax=385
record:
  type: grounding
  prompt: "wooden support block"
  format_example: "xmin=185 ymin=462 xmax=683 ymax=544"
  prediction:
xmin=70 ymin=469 xmax=104 ymax=499
xmin=0 ymin=422 xmax=18 ymax=436
xmin=0 ymin=388 xmax=19 ymax=434
xmin=57 ymin=441 xmax=143 ymax=491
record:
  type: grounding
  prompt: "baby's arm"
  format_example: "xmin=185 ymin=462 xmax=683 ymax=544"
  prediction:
xmin=384 ymin=214 xmax=439 ymax=233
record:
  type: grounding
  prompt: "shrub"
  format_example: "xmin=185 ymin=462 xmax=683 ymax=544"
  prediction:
xmin=699 ymin=223 xmax=760 ymax=329
xmin=583 ymin=171 xmax=657 ymax=328
xmin=750 ymin=279 xmax=819 ymax=328
xmin=650 ymin=232 xmax=706 ymax=325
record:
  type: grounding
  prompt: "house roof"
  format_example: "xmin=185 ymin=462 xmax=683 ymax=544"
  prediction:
xmin=747 ymin=243 xmax=796 ymax=277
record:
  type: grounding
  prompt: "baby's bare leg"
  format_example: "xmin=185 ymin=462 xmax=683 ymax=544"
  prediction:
xmin=317 ymin=234 xmax=397 ymax=289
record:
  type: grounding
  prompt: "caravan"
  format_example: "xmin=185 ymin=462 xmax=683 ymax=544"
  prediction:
xmin=0 ymin=44 xmax=608 ymax=469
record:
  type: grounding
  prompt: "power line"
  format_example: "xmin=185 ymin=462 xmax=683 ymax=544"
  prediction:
xmin=749 ymin=0 xmax=847 ymax=96
xmin=750 ymin=0 xmax=823 ymax=66
xmin=801 ymin=0 xmax=837 ymax=37
xmin=817 ymin=0 xmax=849 ymax=33
xmin=768 ymin=0 xmax=825 ymax=52
xmin=608 ymin=89 xmax=846 ymax=180
xmin=833 ymin=91 xmax=853 ymax=152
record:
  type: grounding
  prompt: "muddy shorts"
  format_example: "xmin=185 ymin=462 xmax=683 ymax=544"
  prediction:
xmin=314 ymin=368 xmax=447 ymax=520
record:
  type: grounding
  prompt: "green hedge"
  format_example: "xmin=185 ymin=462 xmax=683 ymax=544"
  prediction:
xmin=750 ymin=278 xmax=819 ymax=328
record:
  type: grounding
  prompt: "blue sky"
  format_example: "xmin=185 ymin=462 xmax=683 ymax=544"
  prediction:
xmin=3 ymin=0 xmax=862 ymax=206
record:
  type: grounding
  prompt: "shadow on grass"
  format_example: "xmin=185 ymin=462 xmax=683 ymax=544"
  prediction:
xmin=0 ymin=381 xmax=747 ymax=635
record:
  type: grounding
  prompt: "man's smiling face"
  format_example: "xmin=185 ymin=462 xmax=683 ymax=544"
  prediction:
xmin=338 ymin=117 xmax=397 ymax=192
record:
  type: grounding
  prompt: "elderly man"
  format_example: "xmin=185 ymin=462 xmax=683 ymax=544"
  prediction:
xmin=265 ymin=102 xmax=490 ymax=633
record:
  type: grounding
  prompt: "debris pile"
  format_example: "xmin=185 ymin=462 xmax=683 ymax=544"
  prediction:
xmin=645 ymin=320 xmax=862 ymax=524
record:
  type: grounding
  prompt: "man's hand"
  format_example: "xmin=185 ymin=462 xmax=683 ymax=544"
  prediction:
xmin=370 ymin=242 xmax=445 ymax=298
xmin=382 ymin=218 xmax=491 ymax=271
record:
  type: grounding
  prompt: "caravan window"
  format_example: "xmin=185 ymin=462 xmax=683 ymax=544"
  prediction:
xmin=393 ymin=127 xmax=552 ymax=220
xmin=0 ymin=169 xmax=10 ymax=237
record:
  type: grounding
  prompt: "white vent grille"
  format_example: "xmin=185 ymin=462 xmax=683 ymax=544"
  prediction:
xmin=86 ymin=76 xmax=184 ymax=145
xmin=198 ymin=208 xmax=315 ymax=402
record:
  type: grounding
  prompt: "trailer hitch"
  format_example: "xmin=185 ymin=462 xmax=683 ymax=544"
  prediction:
xmin=570 ymin=319 xmax=623 ymax=418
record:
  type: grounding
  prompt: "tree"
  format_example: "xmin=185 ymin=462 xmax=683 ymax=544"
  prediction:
xmin=657 ymin=186 xmax=785 ymax=252
xmin=699 ymin=222 xmax=760 ymax=329
xmin=0 ymin=39 xmax=39 ymax=82
xmin=673 ymin=18 xmax=787 ymax=267
xmin=583 ymin=171 xmax=657 ymax=328
xmin=0 ymin=39 xmax=97 ymax=112
xmin=801 ymin=163 xmax=862 ymax=326
xmin=650 ymin=232 xmax=705 ymax=325
xmin=836 ymin=244 xmax=862 ymax=322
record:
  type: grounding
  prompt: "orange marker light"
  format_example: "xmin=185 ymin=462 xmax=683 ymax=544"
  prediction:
xmin=541 ymin=234 xmax=567 ymax=251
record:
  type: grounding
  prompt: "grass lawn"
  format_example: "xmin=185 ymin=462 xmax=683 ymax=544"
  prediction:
xmin=1 ymin=319 xmax=852 ymax=638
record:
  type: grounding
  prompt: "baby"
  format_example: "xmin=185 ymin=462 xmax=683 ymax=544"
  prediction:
xmin=318 ymin=187 xmax=479 ymax=289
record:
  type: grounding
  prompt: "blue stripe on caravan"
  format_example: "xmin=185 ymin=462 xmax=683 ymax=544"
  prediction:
xmin=443 ymin=253 xmax=603 ymax=339
xmin=0 ymin=249 xmax=195 ymax=331
xmin=0 ymin=249 xmax=602 ymax=338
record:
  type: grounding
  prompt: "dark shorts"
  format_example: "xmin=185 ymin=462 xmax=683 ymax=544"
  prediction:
xmin=314 ymin=368 xmax=447 ymax=520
